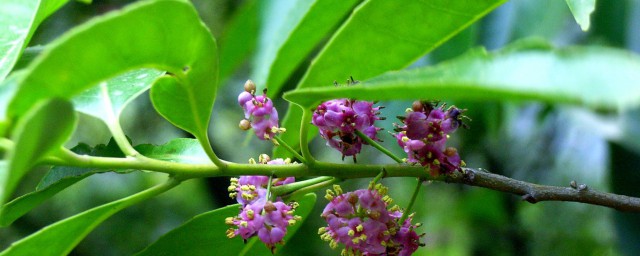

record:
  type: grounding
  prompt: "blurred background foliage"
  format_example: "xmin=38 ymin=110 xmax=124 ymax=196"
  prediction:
xmin=1 ymin=0 xmax=639 ymax=255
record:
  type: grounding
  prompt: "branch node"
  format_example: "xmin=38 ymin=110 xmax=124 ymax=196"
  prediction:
xmin=570 ymin=180 xmax=578 ymax=189
xmin=578 ymin=184 xmax=588 ymax=191
xmin=462 ymin=169 xmax=475 ymax=183
xmin=522 ymin=193 xmax=538 ymax=204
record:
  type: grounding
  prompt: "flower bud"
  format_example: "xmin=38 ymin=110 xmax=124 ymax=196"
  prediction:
xmin=238 ymin=119 xmax=251 ymax=130
xmin=244 ymin=79 xmax=256 ymax=93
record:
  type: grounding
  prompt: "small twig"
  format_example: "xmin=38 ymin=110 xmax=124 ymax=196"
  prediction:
xmin=399 ymin=178 xmax=423 ymax=223
xmin=299 ymin=108 xmax=317 ymax=166
xmin=273 ymin=136 xmax=306 ymax=164
xmin=354 ymin=130 xmax=404 ymax=164
xmin=447 ymin=168 xmax=640 ymax=212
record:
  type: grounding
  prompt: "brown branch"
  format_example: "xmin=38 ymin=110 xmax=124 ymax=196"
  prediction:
xmin=445 ymin=168 xmax=640 ymax=212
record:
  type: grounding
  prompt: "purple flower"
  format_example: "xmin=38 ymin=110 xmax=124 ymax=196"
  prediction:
xmin=388 ymin=215 xmax=423 ymax=256
xmin=319 ymin=184 xmax=423 ymax=255
xmin=395 ymin=101 xmax=466 ymax=176
xmin=226 ymin=156 xmax=299 ymax=251
xmin=238 ymin=80 xmax=284 ymax=140
xmin=312 ymin=99 xmax=383 ymax=161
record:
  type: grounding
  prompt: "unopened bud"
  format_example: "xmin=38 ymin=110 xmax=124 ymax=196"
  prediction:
xmin=239 ymin=119 xmax=251 ymax=130
xmin=412 ymin=100 xmax=423 ymax=112
xmin=264 ymin=201 xmax=276 ymax=212
xmin=259 ymin=154 xmax=270 ymax=163
xmin=244 ymin=79 xmax=256 ymax=93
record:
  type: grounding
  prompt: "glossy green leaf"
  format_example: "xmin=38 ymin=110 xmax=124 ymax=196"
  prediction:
xmin=0 ymin=73 xmax=20 ymax=123
xmin=0 ymin=179 xmax=179 ymax=256
xmin=136 ymin=193 xmax=317 ymax=256
xmin=218 ymin=0 xmax=259 ymax=84
xmin=252 ymin=0 xmax=359 ymax=96
xmin=6 ymin=0 xmax=218 ymax=141
xmin=0 ymin=139 xmax=126 ymax=227
xmin=2 ymin=99 xmax=76 ymax=205
xmin=72 ymin=69 xmax=164 ymax=124
xmin=0 ymin=0 xmax=70 ymax=81
xmin=135 ymin=138 xmax=209 ymax=164
xmin=284 ymin=44 xmax=640 ymax=110
xmin=565 ymin=0 xmax=596 ymax=31
xmin=276 ymin=0 xmax=506 ymax=157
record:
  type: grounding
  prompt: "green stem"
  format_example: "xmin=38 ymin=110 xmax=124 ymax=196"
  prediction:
xmin=281 ymin=177 xmax=340 ymax=200
xmin=98 ymin=82 xmax=139 ymax=157
xmin=273 ymin=136 xmax=306 ymax=164
xmin=271 ymin=176 xmax=334 ymax=196
xmin=46 ymin=149 xmax=441 ymax=180
xmin=299 ymin=108 xmax=316 ymax=166
xmin=399 ymin=178 xmax=423 ymax=224
xmin=197 ymin=135 xmax=228 ymax=169
xmin=266 ymin=175 xmax=274 ymax=201
xmin=371 ymin=168 xmax=387 ymax=185
xmin=52 ymin=148 xmax=218 ymax=179
xmin=107 ymin=121 xmax=140 ymax=157
xmin=354 ymin=130 xmax=403 ymax=164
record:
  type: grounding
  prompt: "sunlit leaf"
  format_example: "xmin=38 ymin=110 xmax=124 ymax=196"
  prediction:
xmin=0 ymin=179 xmax=179 ymax=256
xmin=72 ymin=69 xmax=164 ymax=125
xmin=2 ymin=99 xmax=76 ymax=205
xmin=252 ymin=0 xmax=359 ymax=96
xmin=276 ymin=0 xmax=506 ymax=157
xmin=284 ymin=43 xmax=640 ymax=111
xmin=0 ymin=0 xmax=70 ymax=81
xmin=6 ymin=0 xmax=218 ymax=143
xmin=136 ymin=193 xmax=317 ymax=256
xmin=0 ymin=72 xmax=20 ymax=124
xmin=565 ymin=0 xmax=596 ymax=31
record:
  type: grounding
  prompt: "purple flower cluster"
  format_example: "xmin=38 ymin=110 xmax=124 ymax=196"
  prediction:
xmin=319 ymin=184 xmax=423 ymax=255
xmin=312 ymin=99 xmax=383 ymax=160
xmin=395 ymin=101 xmax=466 ymax=176
xmin=226 ymin=155 xmax=299 ymax=251
xmin=238 ymin=80 xmax=284 ymax=140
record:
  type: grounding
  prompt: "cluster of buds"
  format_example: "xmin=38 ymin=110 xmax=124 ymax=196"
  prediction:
xmin=319 ymin=183 xmax=423 ymax=255
xmin=394 ymin=101 xmax=467 ymax=176
xmin=312 ymin=99 xmax=384 ymax=161
xmin=226 ymin=154 xmax=300 ymax=252
xmin=238 ymin=80 xmax=285 ymax=140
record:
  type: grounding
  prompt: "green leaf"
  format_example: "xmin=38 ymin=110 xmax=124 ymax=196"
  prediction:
xmin=135 ymin=138 xmax=209 ymax=164
xmin=276 ymin=0 xmax=506 ymax=157
xmin=0 ymin=72 xmax=20 ymax=123
xmin=218 ymin=0 xmax=259 ymax=85
xmin=0 ymin=179 xmax=179 ymax=256
xmin=6 ymin=0 xmax=218 ymax=141
xmin=252 ymin=0 xmax=359 ymax=96
xmin=565 ymin=0 xmax=596 ymax=31
xmin=2 ymin=99 xmax=76 ymax=205
xmin=72 ymin=69 xmax=164 ymax=125
xmin=136 ymin=193 xmax=317 ymax=256
xmin=0 ymin=139 xmax=126 ymax=227
xmin=284 ymin=44 xmax=640 ymax=111
xmin=0 ymin=0 xmax=70 ymax=81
